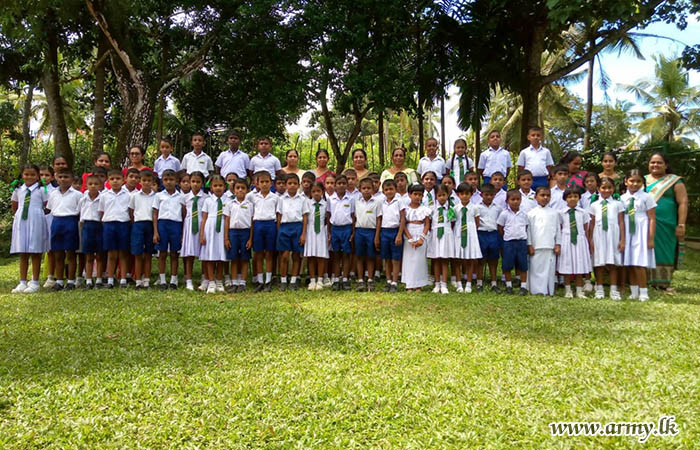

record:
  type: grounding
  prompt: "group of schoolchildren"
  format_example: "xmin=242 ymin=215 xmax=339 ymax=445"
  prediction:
xmin=9 ymin=126 xmax=657 ymax=301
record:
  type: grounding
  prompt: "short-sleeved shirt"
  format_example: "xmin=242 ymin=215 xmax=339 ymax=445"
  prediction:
xmin=224 ymin=197 xmax=254 ymax=229
xmin=153 ymin=190 xmax=185 ymax=222
xmin=277 ymin=192 xmax=310 ymax=223
xmin=79 ymin=192 xmax=101 ymax=222
xmin=519 ymin=189 xmax=537 ymax=214
xmin=620 ymin=190 xmax=657 ymax=225
xmin=430 ymin=202 xmax=452 ymax=232
xmin=216 ymin=149 xmax=250 ymax=179
xmin=355 ymin=197 xmax=381 ymax=229
xmin=445 ymin=155 xmax=474 ymax=185
xmin=99 ymin=187 xmax=131 ymax=222
xmin=379 ymin=196 xmax=405 ymax=229
xmin=181 ymin=151 xmax=214 ymax=177
xmin=478 ymin=147 xmax=512 ymax=178
xmin=328 ymin=192 xmax=355 ymax=226
xmin=548 ymin=185 xmax=568 ymax=212
xmin=417 ymin=155 xmax=447 ymax=181
xmin=478 ymin=202 xmax=502 ymax=232
xmin=516 ymin=145 xmax=554 ymax=177
xmin=497 ymin=208 xmax=529 ymax=241
xmin=251 ymin=191 xmax=279 ymax=221
xmin=129 ymin=189 xmax=156 ymax=222
xmin=47 ymin=187 xmax=82 ymax=217
xmin=249 ymin=153 xmax=282 ymax=180
xmin=153 ymin=154 xmax=182 ymax=178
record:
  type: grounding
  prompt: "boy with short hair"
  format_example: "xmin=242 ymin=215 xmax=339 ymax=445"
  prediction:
xmin=497 ymin=189 xmax=530 ymax=295
xmin=249 ymin=137 xmax=282 ymax=185
xmin=354 ymin=178 xmax=381 ymax=291
xmin=517 ymin=170 xmax=537 ymax=213
xmin=129 ymin=170 xmax=157 ymax=289
xmin=489 ymin=172 xmax=507 ymax=209
xmin=548 ymin=165 xmax=569 ymax=212
xmin=378 ymin=179 xmax=404 ymax=292
xmin=153 ymin=138 xmax=182 ymax=179
xmin=394 ymin=172 xmax=410 ymax=207
xmin=465 ymin=171 xmax=481 ymax=205
xmin=181 ymin=132 xmax=215 ymax=177
xmin=47 ymin=168 xmax=82 ymax=290
xmin=328 ymin=174 xmax=355 ymax=291
xmin=275 ymin=173 xmax=287 ymax=196
xmin=276 ymin=173 xmax=309 ymax=291
xmin=79 ymin=174 xmax=103 ymax=288
xmin=301 ymin=171 xmax=316 ymax=199
xmin=125 ymin=168 xmax=140 ymax=193
xmin=527 ymin=186 xmax=562 ymax=296
xmin=516 ymin=126 xmax=554 ymax=189
xmin=224 ymin=179 xmax=254 ymax=292
xmin=477 ymin=183 xmax=503 ymax=293
xmin=251 ymin=171 xmax=279 ymax=292
xmin=99 ymin=169 xmax=132 ymax=289
xmin=478 ymin=130 xmax=512 ymax=184
xmin=216 ymin=130 xmax=250 ymax=179
xmin=152 ymin=169 xmax=186 ymax=290
xmin=343 ymin=169 xmax=360 ymax=200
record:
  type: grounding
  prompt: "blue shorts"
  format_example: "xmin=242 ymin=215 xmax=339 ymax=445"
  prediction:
xmin=502 ymin=239 xmax=528 ymax=272
xmin=330 ymin=224 xmax=353 ymax=254
xmin=81 ymin=220 xmax=103 ymax=254
xmin=131 ymin=221 xmax=155 ymax=255
xmin=157 ymin=219 xmax=182 ymax=252
xmin=531 ymin=175 xmax=549 ymax=189
xmin=354 ymin=227 xmax=377 ymax=258
xmin=380 ymin=228 xmax=402 ymax=261
xmin=103 ymin=221 xmax=131 ymax=252
xmin=253 ymin=220 xmax=276 ymax=252
xmin=51 ymin=216 xmax=79 ymax=251
xmin=227 ymin=228 xmax=251 ymax=261
xmin=277 ymin=222 xmax=304 ymax=253
xmin=478 ymin=230 xmax=502 ymax=260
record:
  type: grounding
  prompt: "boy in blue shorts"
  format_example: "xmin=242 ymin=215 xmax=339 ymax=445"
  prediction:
xmin=497 ymin=189 xmax=529 ymax=295
xmin=99 ymin=169 xmax=132 ymax=289
xmin=153 ymin=169 xmax=185 ymax=290
xmin=129 ymin=170 xmax=156 ymax=289
xmin=476 ymin=183 xmax=503 ymax=293
xmin=354 ymin=178 xmax=381 ymax=291
xmin=251 ymin=171 xmax=279 ymax=292
xmin=79 ymin=174 xmax=103 ymax=288
xmin=276 ymin=173 xmax=309 ymax=291
xmin=328 ymin=174 xmax=355 ymax=291
xmin=47 ymin=168 xmax=82 ymax=290
xmin=378 ymin=179 xmax=404 ymax=292
xmin=224 ymin=179 xmax=254 ymax=292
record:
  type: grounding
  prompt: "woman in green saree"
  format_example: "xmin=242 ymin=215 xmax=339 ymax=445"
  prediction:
xmin=645 ymin=153 xmax=688 ymax=292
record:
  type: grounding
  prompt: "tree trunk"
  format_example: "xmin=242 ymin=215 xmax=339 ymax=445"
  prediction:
xmin=418 ymin=105 xmax=424 ymax=157
xmin=378 ymin=110 xmax=385 ymax=167
xmin=519 ymin=23 xmax=546 ymax=150
xmin=92 ymin=33 xmax=109 ymax=159
xmin=583 ymin=41 xmax=595 ymax=151
xmin=21 ymin=83 xmax=35 ymax=167
xmin=41 ymin=23 xmax=74 ymax=168
xmin=319 ymin=82 xmax=366 ymax=173
xmin=440 ymin=96 xmax=446 ymax=159
xmin=156 ymin=35 xmax=169 ymax=145
xmin=474 ymin=119 xmax=481 ymax=173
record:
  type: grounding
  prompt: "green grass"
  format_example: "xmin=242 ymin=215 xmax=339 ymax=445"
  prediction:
xmin=1 ymin=253 xmax=700 ymax=448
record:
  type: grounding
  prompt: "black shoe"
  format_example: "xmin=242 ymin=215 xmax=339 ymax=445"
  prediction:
xmin=367 ymin=280 xmax=375 ymax=292
xmin=332 ymin=281 xmax=340 ymax=291
xmin=135 ymin=285 xmax=143 ymax=290
xmin=384 ymin=283 xmax=392 ymax=292
xmin=94 ymin=282 xmax=103 ymax=290
xmin=86 ymin=283 xmax=94 ymax=290
xmin=225 ymin=284 xmax=235 ymax=293
xmin=389 ymin=284 xmax=398 ymax=293
xmin=356 ymin=281 xmax=366 ymax=292
xmin=505 ymin=286 xmax=513 ymax=294
xmin=342 ymin=280 xmax=351 ymax=291
xmin=52 ymin=284 xmax=64 ymax=291
xmin=106 ymin=283 xmax=115 ymax=289
xmin=290 ymin=281 xmax=299 ymax=291
xmin=126 ymin=277 xmax=136 ymax=286
xmin=263 ymin=283 xmax=272 ymax=292
xmin=475 ymin=284 xmax=483 ymax=292
xmin=160 ymin=283 xmax=168 ymax=291
xmin=119 ymin=282 xmax=128 ymax=289
xmin=254 ymin=283 xmax=265 ymax=293
xmin=491 ymin=285 xmax=502 ymax=294
xmin=64 ymin=283 xmax=75 ymax=291
xmin=169 ymin=283 xmax=177 ymax=290
xmin=280 ymin=282 xmax=288 ymax=292
xmin=519 ymin=287 xmax=528 ymax=296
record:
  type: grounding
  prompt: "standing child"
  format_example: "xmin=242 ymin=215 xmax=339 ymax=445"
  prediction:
xmin=304 ymin=182 xmax=330 ymax=291
xmin=378 ymin=179 xmax=404 ymax=292
xmin=153 ymin=138 xmax=182 ymax=180
xmin=324 ymin=173 xmax=336 ymax=198
xmin=489 ymin=172 xmax=507 ymax=209
xmin=181 ymin=171 xmax=207 ymax=291
xmin=47 ymin=168 xmax=82 ymax=290
xmin=79 ymin=175 xmax=103 ymax=288
xmin=275 ymin=173 xmax=287 ymax=197
xmin=476 ymin=184 xmax=502 ymax=292
xmin=224 ymin=179 xmax=254 ymax=292
xmin=516 ymin=126 xmax=554 ymax=189
xmin=621 ymin=170 xmax=656 ymax=301
xmin=557 ymin=189 xmax=592 ymax=299
xmin=251 ymin=171 xmax=279 ymax=292
xmin=465 ymin=171 xmax=482 ymax=205
xmin=181 ymin=132 xmax=214 ymax=177
xmin=589 ymin=177 xmax=625 ymax=300
xmin=548 ymin=165 xmax=569 ymax=212
xmin=579 ymin=173 xmax=599 ymax=211
xmin=420 ymin=171 xmax=437 ymax=207
xmin=478 ymin=130 xmax=512 ymax=185
xmin=216 ymin=130 xmax=250 ymax=179
xmin=401 ymin=183 xmax=431 ymax=292
xmin=129 ymin=170 xmax=157 ymax=289
xmin=10 ymin=165 xmax=49 ymax=293
xmin=517 ymin=170 xmax=537 ymax=214
xmin=497 ymin=189 xmax=530 ymax=295
xmin=98 ymin=170 xmax=132 ymax=289
xmin=453 ymin=183 xmax=482 ymax=293
xmin=249 ymin=137 xmax=282 ymax=186
xmin=354 ymin=178 xmax=381 ymax=291
xmin=125 ymin=168 xmax=140 ymax=193
xmin=199 ymin=175 xmax=228 ymax=293
xmin=153 ymin=169 xmax=186 ymax=290
xmin=395 ymin=172 xmax=410 ymax=207
xmin=276 ymin=173 xmax=309 ymax=291
xmin=328 ymin=174 xmax=355 ymax=291
xmin=40 ymin=166 xmax=57 ymax=289
xmin=343 ymin=169 xmax=360 ymax=200
xmin=427 ymin=184 xmax=455 ymax=294
xmin=446 ymin=138 xmax=474 ymax=187
xmin=527 ymin=186 xmax=562 ymax=296
xmin=417 ymin=137 xmax=446 ymax=182
xmin=301 ymin=172 xmax=316 ymax=200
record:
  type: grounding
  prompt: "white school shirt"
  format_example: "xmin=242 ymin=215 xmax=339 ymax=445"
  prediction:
xmin=216 ymin=149 xmax=250 ymax=179
xmin=47 ymin=187 xmax=82 ymax=217
xmin=379 ymin=196 xmax=405 ymax=229
xmin=346 ymin=188 xmax=361 ymax=201
xmin=79 ymin=192 xmax=101 ymax=222
xmin=527 ymin=205 xmax=562 ymax=249
xmin=99 ymin=187 xmax=131 ymax=222
xmin=478 ymin=202 xmax=502 ymax=232
xmin=223 ymin=190 xmax=235 ymax=203
xmin=224 ymin=197 xmax=254 ymax=229
xmin=422 ymin=188 xmax=437 ymax=207
xmin=277 ymin=192 xmax=310 ymax=223
xmin=445 ymin=154 xmax=474 ymax=185
xmin=397 ymin=192 xmax=410 ymax=208
xmin=355 ymin=196 xmax=381 ymax=229
xmin=516 ymin=145 xmax=554 ymax=177
xmin=493 ymin=189 xmax=507 ymax=210
xmin=251 ymin=191 xmax=279 ymax=221
xmin=478 ymin=147 xmax=513 ymax=178
xmin=417 ymin=155 xmax=447 ymax=181
xmin=430 ymin=201 xmax=452 ymax=232
xmin=153 ymin=154 xmax=182 ymax=178
xmin=181 ymin=151 xmax=214 ymax=177
xmin=588 ymin=197 xmax=624 ymax=228
xmin=129 ymin=189 xmax=156 ymax=222
xmin=620 ymin=190 xmax=656 ymax=226
xmin=470 ymin=190 xmax=482 ymax=206
xmin=153 ymin=190 xmax=185 ymax=222
xmin=249 ymin=153 xmax=282 ymax=180
xmin=548 ymin=185 xmax=568 ymax=212
xmin=579 ymin=191 xmax=595 ymax=211
xmin=372 ymin=191 xmax=386 ymax=203
xmin=497 ymin=208 xmax=529 ymax=241
xmin=328 ymin=192 xmax=355 ymax=226
xmin=519 ymin=189 xmax=537 ymax=213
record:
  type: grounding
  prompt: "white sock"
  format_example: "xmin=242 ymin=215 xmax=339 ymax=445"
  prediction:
xmin=225 ymin=274 xmax=231 ymax=282
xmin=186 ymin=279 xmax=193 ymax=287
xmin=630 ymin=285 xmax=639 ymax=297
xmin=290 ymin=276 xmax=297 ymax=283
xmin=170 ymin=275 xmax=178 ymax=284
xmin=241 ymin=280 xmax=246 ymax=286
xmin=450 ymin=275 xmax=456 ymax=283
xmin=565 ymin=285 xmax=573 ymax=294
xmin=391 ymin=281 xmax=397 ymax=286
xmin=86 ymin=279 xmax=93 ymax=286
xmin=107 ymin=277 xmax=114 ymax=285
xmin=159 ymin=274 xmax=166 ymax=283
xmin=47 ymin=275 xmax=55 ymax=281
xmin=576 ymin=286 xmax=583 ymax=295
xmin=281 ymin=276 xmax=288 ymax=283
xmin=506 ymin=281 xmax=512 ymax=287
xmin=317 ymin=277 xmax=323 ymax=284
xmin=595 ymin=284 xmax=603 ymax=292
xmin=265 ymin=272 xmax=272 ymax=283
xmin=465 ymin=282 xmax=471 ymax=288
xmin=19 ymin=280 xmax=28 ymax=286
xmin=143 ymin=279 xmax=150 ymax=287
xmin=332 ymin=277 xmax=339 ymax=283
xmin=95 ymin=277 xmax=102 ymax=284
xmin=120 ymin=278 xmax=127 ymax=285
xmin=476 ymin=279 xmax=483 ymax=287
xmin=611 ymin=285 xmax=619 ymax=292
xmin=491 ymin=280 xmax=497 ymax=287
xmin=67 ymin=279 xmax=75 ymax=285
xmin=136 ymin=280 xmax=143 ymax=287
xmin=367 ymin=278 xmax=373 ymax=283
xmin=374 ymin=270 xmax=380 ymax=278
xmin=640 ymin=287 xmax=649 ymax=297
xmin=342 ymin=277 xmax=348 ymax=282
xmin=57 ymin=279 xmax=64 ymax=286
xmin=256 ymin=274 xmax=263 ymax=283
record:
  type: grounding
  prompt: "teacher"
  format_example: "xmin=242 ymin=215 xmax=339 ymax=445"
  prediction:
xmin=645 ymin=152 xmax=688 ymax=292
xmin=560 ymin=151 xmax=587 ymax=193
xmin=351 ymin=148 xmax=370 ymax=180
xmin=282 ymin=149 xmax=306 ymax=177
xmin=380 ymin=147 xmax=419 ymax=184
xmin=312 ymin=149 xmax=335 ymax=183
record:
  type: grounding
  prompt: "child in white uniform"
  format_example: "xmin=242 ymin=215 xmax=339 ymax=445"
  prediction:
xmin=557 ymin=189 xmax=592 ymax=299
xmin=527 ymin=186 xmax=562 ymax=296
xmin=304 ymin=182 xmax=330 ymax=291
xmin=181 ymin=171 xmax=207 ymax=291
xmin=402 ymin=184 xmax=431 ymax=291
xmin=199 ymin=175 xmax=229 ymax=293
xmin=428 ymin=184 xmax=455 ymax=294
xmin=224 ymin=179 xmax=255 ymax=292
xmin=453 ymin=183 xmax=482 ymax=293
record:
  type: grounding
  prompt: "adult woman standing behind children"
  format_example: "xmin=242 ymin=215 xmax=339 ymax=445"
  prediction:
xmin=312 ymin=149 xmax=335 ymax=184
xmin=351 ymin=148 xmax=370 ymax=180
xmin=380 ymin=147 xmax=419 ymax=184
xmin=282 ymin=149 xmax=308 ymax=178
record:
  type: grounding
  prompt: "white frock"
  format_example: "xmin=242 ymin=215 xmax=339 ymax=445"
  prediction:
xmin=401 ymin=205 xmax=431 ymax=289
xmin=303 ymin=199 xmax=329 ymax=258
xmin=588 ymin=198 xmax=624 ymax=267
xmin=180 ymin=191 xmax=207 ymax=258
xmin=199 ymin=195 xmax=227 ymax=261
xmin=452 ymin=202 xmax=482 ymax=259
xmin=427 ymin=203 xmax=455 ymax=259
xmin=10 ymin=184 xmax=49 ymax=254
xmin=557 ymin=207 xmax=592 ymax=275
xmin=621 ymin=190 xmax=656 ymax=268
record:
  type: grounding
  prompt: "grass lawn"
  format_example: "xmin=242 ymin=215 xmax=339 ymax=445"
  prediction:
xmin=1 ymin=252 xmax=699 ymax=448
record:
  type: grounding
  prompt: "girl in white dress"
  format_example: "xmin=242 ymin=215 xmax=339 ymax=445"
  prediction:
xmin=588 ymin=177 xmax=625 ymax=300
xmin=181 ymin=171 xmax=207 ymax=291
xmin=557 ymin=189 xmax=592 ymax=299
xmin=428 ymin=184 xmax=455 ymax=294
xmin=621 ymin=170 xmax=656 ymax=301
xmin=401 ymin=183 xmax=431 ymax=292
xmin=10 ymin=165 xmax=49 ymax=293
xmin=199 ymin=175 xmax=228 ymax=293
xmin=304 ymin=182 xmax=330 ymax=291
xmin=453 ymin=183 xmax=482 ymax=293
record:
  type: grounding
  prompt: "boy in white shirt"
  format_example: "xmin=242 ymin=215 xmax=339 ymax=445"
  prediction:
xmin=47 ymin=168 xmax=82 ymax=290
xmin=181 ymin=132 xmax=214 ymax=177
xmin=79 ymin=175 xmax=103 ymax=288
xmin=153 ymin=138 xmax=182 ymax=179
xmin=478 ymin=130 xmax=512 ymax=185
xmin=251 ymin=171 xmax=279 ymax=292
xmin=489 ymin=172 xmax=508 ymax=209
xmin=548 ymin=165 xmax=569 ymax=212
xmin=224 ymin=179 xmax=254 ymax=292
xmin=517 ymin=170 xmax=537 ymax=214
xmin=249 ymin=137 xmax=282 ymax=186
xmin=216 ymin=130 xmax=250 ymax=179
xmin=129 ymin=170 xmax=157 ymax=289
xmin=516 ymin=126 xmax=554 ymax=189
xmin=497 ymin=189 xmax=530 ymax=295
xmin=328 ymin=174 xmax=355 ymax=291
xmin=153 ymin=169 xmax=186 ymax=290
xmin=416 ymin=137 xmax=446 ymax=182
xmin=476 ymin=184 xmax=503 ymax=293
xmin=354 ymin=178 xmax=381 ymax=291
xmin=98 ymin=170 xmax=132 ymax=289
xmin=527 ymin=186 xmax=562 ymax=296
xmin=276 ymin=174 xmax=309 ymax=291
xmin=378 ymin=179 xmax=404 ymax=292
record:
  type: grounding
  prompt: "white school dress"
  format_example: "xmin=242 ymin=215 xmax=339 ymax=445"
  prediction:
xmin=11 ymin=183 xmax=49 ymax=254
xmin=401 ymin=205 xmax=431 ymax=289
xmin=588 ymin=197 xmax=624 ymax=267
xmin=527 ymin=206 xmax=562 ymax=295
xmin=304 ymin=198 xmax=329 ymax=259
xmin=557 ymin=207 xmax=592 ymax=275
xmin=621 ymin=190 xmax=656 ymax=268
xmin=427 ymin=202 xmax=455 ymax=259
xmin=199 ymin=195 xmax=227 ymax=261
xmin=453 ymin=202 xmax=482 ymax=260
xmin=181 ymin=190 xmax=207 ymax=258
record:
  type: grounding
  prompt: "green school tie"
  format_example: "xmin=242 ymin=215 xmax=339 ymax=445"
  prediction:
xmin=437 ymin=206 xmax=445 ymax=239
xmin=191 ymin=196 xmax=199 ymax=234
xmin=458 ymin=156 xmax=466 ymax=181
xmin=461 ymin=207 xmax=468 ymax=248
xmin=448 ymin=197 xmax=456 ymax=221
xmin=314 ymin=202 xmax=321 ymax=234
xmin=601 ymin=199 xmax=608 ymax=232
xmin=21 ymin=188 xmax=31 ymax=220
xmin=627 ymin=197 xmax=635 ymax=235
xmin=427 ymin=191 xmax=434 ymax=206
xmin=569 ymin=208 xmax=578 ymax=245
xmin=216 ymin=198 xmax=223 ymax=233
